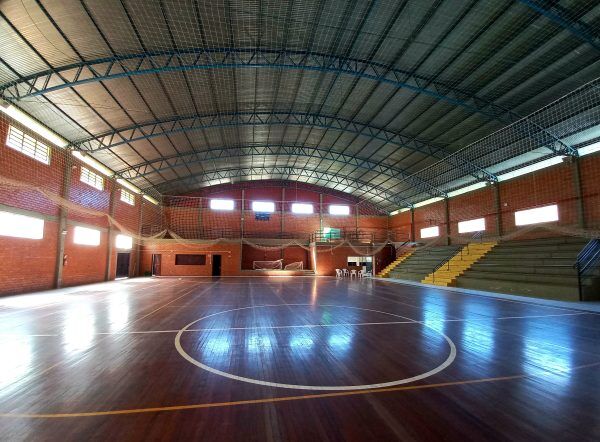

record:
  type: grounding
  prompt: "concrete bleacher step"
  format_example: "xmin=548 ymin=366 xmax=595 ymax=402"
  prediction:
xmin=422 ymin=242 xmax=497 ymax=286
xmin=452 ymin=236 xmax=599 ymax=302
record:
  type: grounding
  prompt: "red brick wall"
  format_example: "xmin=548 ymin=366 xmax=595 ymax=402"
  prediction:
xmin=0 ymin=219 xmax=58 ymax=295
xmin=0 ymin=118 xmax=143 ymax=295
xmin=313 ymin=245 xmax=394 ymax=276
xmin=140 ymin=243 xmax=241 ymax=276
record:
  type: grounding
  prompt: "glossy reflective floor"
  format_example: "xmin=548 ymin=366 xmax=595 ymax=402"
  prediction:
xmin=0 ymin=277 xmax=599 ymax=441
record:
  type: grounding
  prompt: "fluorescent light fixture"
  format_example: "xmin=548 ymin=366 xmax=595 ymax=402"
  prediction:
xmin=458 ymin=218 xmax=486 ymax=233
xmin=210 ymin=199 xmax=235 ymax=211
xmin=143 ymin=194 xmax=159 ymax=205
xmin=420 ymin=226 xmax=440 ymax=239
xmin=252 ymin=201 xmax=275 ymax=212
xmin=498 ymin=157 xmax=563 ymax=182
xmin=0 ymin=101 xmax=69 ymax=148
xmin=413 ymin=197 xmax=444 ymax=208
xmin=291 ymin=203 xmax=313 ymax=214
xmin=72 ymin=150 xmax=114 ymax=177
xmin=447 ymin=182 xmax=488 ymax=198
xmin=117 ymin=178 xmax=141 ymax=194
xmin=73 ymin=226 xmax=101 ymax=246
xmin=578 ymin=141 xmax=600 ymax=157
xmin=0 ymin=210 xmax=44 ymax=240
xmin=329 ymin=205 xmax=350 ymax=215
xmin=390 ymin=207 xmax=411 ymax=216
xmin=515 ymin=204 xmax=559 ymax=226
xmin=115 ymin=234 xmax=133 ymax=250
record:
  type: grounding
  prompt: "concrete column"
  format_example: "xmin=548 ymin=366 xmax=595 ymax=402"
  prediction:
xmin=135 ymin=199 xmax=144 ymax=277
xmin=198 ymin=197 xmax=203 ymax=237
xmin=319 ymin=193 xmax=323 ymax=232
xmin=355 ymin=204 xmax=359 ymax=236
xmin=240 ymin=189 xmax=245 ymax=238
xmin=444 ymin=198 xmax=451 ymax=245
xmin=105 ymin=184 xmax=116 ymax=281
xmin=572 ymin=157 xmax=586 ymax=229
xmin=410 ymin=208 xmax=415 ymax=242
xmin=492 ymin=183 xmax=503 ymax=238
xmin=54 ymin=161 xmax=73 ymax=288
xmin=281 ymin=187 xmax=285 ymax=259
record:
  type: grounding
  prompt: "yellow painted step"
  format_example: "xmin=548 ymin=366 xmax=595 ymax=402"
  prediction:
xmin=377 ymin=250 xmax=414 ymax=277
xmin=421 ymin=242 xmax=497 ymax=286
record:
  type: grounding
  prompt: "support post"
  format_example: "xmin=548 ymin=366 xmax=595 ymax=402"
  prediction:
xmin=281 ymin=187 xmax=285 ymax=259
xmin=444 ymin=198 xmax=451 ymax=246
xmin=105 ymin=184 xmax=116 ymax=281
xmin=240 ymin=189 xmax=245 ymax=238
xmin=135 ymin=199 xmax=144 ymax=277
xmin=572 ymin=157 xmax=586 ymax=229
xmin=492 ymin=183 xmax=503 ymax=238
xmin=54 ymin=161 xmax=73 ymax=289
xmin=355 ymin=203 xmax=359 ymax=238
xmin=319 ymin=193 xmax=323 ymax=232
xmin=410 ymin=208 xmax=415 ymax=243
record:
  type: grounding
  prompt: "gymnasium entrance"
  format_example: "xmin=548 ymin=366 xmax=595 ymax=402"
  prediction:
xmin=212 ymin=254 xmax=222 ymax=276
xmin=115 ymin=253 xmax=130 ymax=278
xmin=151 ymin=254 xmax=162 ymax=276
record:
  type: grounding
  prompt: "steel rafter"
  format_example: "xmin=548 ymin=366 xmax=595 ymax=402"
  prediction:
xmin=153 ymin=166 xmax=409 ymax=210
xmin=517 ymin=0 xmax=600 ymax=52
xmin=0 ymin=47 xmax=575 ymax=157
xmin=117 ymin=142 xmax=442 ymax=200
xmin=75 ymin=110 xmax=496 ymax=183
xmin=0 ymin=48 xmax=547 ymax=123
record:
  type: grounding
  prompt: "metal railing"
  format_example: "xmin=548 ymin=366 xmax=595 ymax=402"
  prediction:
xmin=573 ymin=238 xmax=600 ymax=301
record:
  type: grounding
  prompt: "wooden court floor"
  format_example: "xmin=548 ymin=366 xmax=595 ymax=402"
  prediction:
xmin=0 ymin=277 xmax=598 ymax=441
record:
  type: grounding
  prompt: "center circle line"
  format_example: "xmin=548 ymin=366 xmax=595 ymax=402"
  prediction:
xmin=174 ymin=304 xmax=457 ymax=391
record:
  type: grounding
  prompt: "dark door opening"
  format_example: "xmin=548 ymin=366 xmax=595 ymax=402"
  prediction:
xmin=151 ymin=254 xmax=162 ymax=276
xmin=116 ymin=253 xmax=130 ymax=278
xmin=212 ymin=254 xmax=222 ymax=276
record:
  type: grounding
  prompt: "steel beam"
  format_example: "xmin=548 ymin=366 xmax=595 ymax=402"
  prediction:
xmin=117 ymin=142 xmax=445 ymax=199
xmin=152 ymin=166 xmax=412 ymax=210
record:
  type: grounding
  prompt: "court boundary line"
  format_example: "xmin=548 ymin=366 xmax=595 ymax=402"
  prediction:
xmin=2 ymin=361 xmax=599 ymax=419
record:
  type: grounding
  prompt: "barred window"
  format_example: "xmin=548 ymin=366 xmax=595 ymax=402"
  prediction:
xmin=6 ymin=125 xmax=50 ymax=165
xmin=80 ymin=167 xmax=104 ymax=191
xmin=120 ymin=189 xmax=135 ymax=206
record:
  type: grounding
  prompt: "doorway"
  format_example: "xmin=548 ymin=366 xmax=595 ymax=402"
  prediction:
xmin=151 ymin=254 xmax=162 ymax=276
xmin=212 ymin=254 xmax=222 ymax=276
xmin=116 ymin=253 xmax=130 ymax=278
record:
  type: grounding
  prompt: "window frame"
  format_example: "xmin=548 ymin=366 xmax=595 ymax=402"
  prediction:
xmin=420 ymin=226 xmax=440 ymax=239
xmin=5 ymin=125 xmax=51 ymax=165
xmin=514 ymin=204 xmax=559 ymax=226
xmin=0 ymin=210 xmax=45 ymax=240
xmin=120 ymin=189 xmax=135 ymax=206
xmin=209 ymin=199 xmax=235 ymax=211
xmin=80 ymin=166 xmax=104 ymax=191
xmin=329 ymin=205 xmax=350 ymax=216
xmin=73 ymin=225 xmax=101 ymax=246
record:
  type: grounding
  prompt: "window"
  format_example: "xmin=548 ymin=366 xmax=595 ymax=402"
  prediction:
xmin=210 ymin=199 xmax=234 ymax=211
xmin=0 ymin=210 xmax=44 ymax=239
xmin=329 ymin=205 xmax=350 ymax=215
xmin=80 ymin=167 xmax=104 ymax=191
xmin=291 ymin=203 xmax=313 ymax=214
xmin=73 ymin=226 xmax=101 ymax=246
xmin=515 ymin=204 xmax=559 ymax=226
xmin=347 ymin=256 xmax=372 ymax=266
xmin=115 ymin=234 xmax=133 ymax=250
xmin=6 ymin=125 xmax=50 ymax=165
xmin=252 ymin=201 xmax=275 ymax=213
xmin=458 ymin=218 xmax=486 ymax=234
xmin=120 ymin=189 xmax=135 ymax=206
xmin=175 ymin=254 xmax=206 ymax=265
xmin=420 ymin=226 xmax=440 ymax=239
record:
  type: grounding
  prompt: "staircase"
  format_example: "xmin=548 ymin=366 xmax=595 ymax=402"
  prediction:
xmin=387 ymin=245 xmax=461 ymax=281
xmin=453 ymin=236 xmax=599 ymax=301
xmin=421 ymin=242 xmax=497 ymax=286
xmin=377 ymin=250 xmax=414 ymax=277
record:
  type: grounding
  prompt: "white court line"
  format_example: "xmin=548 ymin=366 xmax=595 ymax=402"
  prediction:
xmin=1 ymin=310 xmax=593 ymax=338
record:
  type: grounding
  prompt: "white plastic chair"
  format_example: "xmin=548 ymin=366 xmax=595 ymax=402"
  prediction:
xmin=335 ymin=269 xmax=343 ymax=278
xmin=342 ymin=269 xmax=349 ymax=277
xmin=350 ymin=269 xmax=357 ymax=279
xmin=357 ymin=270 xmax=364 ymax=278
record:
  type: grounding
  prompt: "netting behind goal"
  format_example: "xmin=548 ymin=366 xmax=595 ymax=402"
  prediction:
xmin=253 ymin=260 xmax=283 ymax=270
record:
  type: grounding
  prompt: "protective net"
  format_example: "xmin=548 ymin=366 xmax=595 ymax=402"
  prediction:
xmin=284 ymin=262 xmax=304 ymax=270
xmin=253 ymin=260 xmax=283 ymax=270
